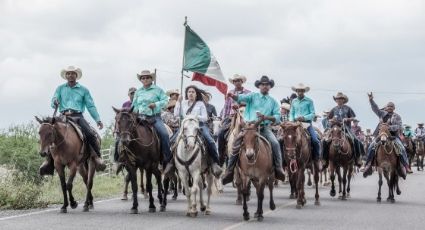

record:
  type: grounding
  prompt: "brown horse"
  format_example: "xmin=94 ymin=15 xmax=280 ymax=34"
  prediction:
xmin=376 ymin=123 xmax=401 ymax=203
xmin=238 ymin=121 xmax=275 ymax=221
xmin=113 ymin=108 xmax=168 ymax=214
xmin=401 ymin=136 xmax=415 ymax=169
xmin=36 ymin=116 xmax=96 ymax=213
xmin=415 ymin=139 xmax=424 ymax=171
xmin=279 ymin=122 xmax=320 ymax=208
xmin=328 ymin=122 xmax=354 ymax=200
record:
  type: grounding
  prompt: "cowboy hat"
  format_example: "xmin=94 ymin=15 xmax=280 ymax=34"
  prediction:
xmin=333 ymin=92 xmax=349 ymax=103
xmin=405 ymin=125 xmax=412 ymax=128
xmin=61 ymin=66 xmax=82 ymax=80
xmin=280 ymin=103 xmax=290 ymax=111
xmin=352 ymin=119 xmax=360 ymax=122
xmin=291 ymin=83 xmax=310 ymax=92
xmin=167 ymin=100 xmax=177 ymax=109
xmin=255 ymin=76 xmax=275 ymax=88
xmin=137 ymin=70 xmax=156 ymax=81
xmin=323 ymin=110 xmax=330 ymax=116
xmin=418 ymin=123 xmax=424 ymax=126
xmin=228 ymin=74 xmax=247 ymax=84
xmin=166 ymin=89 xmax=180 ymax=97
xmin=128 ymin=87 xmax=137 ymax=94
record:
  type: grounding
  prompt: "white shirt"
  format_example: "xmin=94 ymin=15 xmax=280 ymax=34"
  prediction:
xmin=174 ymin=100 xmax=208 ymax=122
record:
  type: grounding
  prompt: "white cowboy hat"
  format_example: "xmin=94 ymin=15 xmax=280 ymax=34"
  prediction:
xmin=228 ymin=74 xmax=247 ymax=84
xmin=291 ymin=83 xmax=310 ymax=92
xmin=166 ymin=89 xmax=180 ymax=97
xmin=61 ymin=66 xmax=82 ymax=80
xmin=280 ymin=102 xmax=291 ymax=111
xmin=333 ymin=92 xmax=349 ymax=104
xmin=137 ymin=70 xmax=156 ymax=81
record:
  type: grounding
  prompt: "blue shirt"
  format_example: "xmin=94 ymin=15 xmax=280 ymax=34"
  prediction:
xmin=132 ymin=84 xmax=168 ymax=116
xmin=237 ymin=92 xmax=281 ymax=125
xmin=51 ymin=83 xmax=101 ymax=122
xmin=289 ymin=96 xmax=315 ymax=122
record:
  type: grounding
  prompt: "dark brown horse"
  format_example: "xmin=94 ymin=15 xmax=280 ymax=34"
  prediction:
xmin=238 ymin=121 xmax=275 ymax=221
xmin=113 ymin=107 xmax=168 ymax=214
xmin=376 ymin=123 xmax=401 ymax=203
xmin=279 ymin=122 xmax=320 ymax=208
xmin=36 ymin=116 xmax=96 ymax=213
xmin=415 ymin=139 xmax=424 ymax=171
xmin=401 ymin=136 xmax=415 ymax=169
xmin=328 ymin=122 xmax=354 ymax=200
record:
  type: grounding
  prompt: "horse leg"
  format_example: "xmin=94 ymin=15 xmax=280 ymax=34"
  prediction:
xmin=389 ymin=172 xmax=396 ymax=203
xmin=296 ymin=169 xmax=304 ymax=209
xmin=205 ymin=174 xmax=214 ymax=215
xmin=242 ymin=179 xmax=250 ymax=221
xmin=314 ymin=164 xmax=320 ymax=205
xmin=384 ymin=170 xmax=392 ymax=202
xmin=337 ymin=167 xmax=343 ymax=199
xmin=140 ymin=169 xmax=146 ymax=197
xmin=254 ymin=182 xmax=265 ymax=222
xmin=341 ymin=166 xmax=348 ymax=200
xmin=146 ymin=170 xmax=156 ymax=213
xmin=307 ymin=169 xmax=312 ymax=186
xmin=347 ymin=165 xmax=353 ymax=198
xmin=199 ymin=177 xmax=206 ymax=213
xmin=127 ymin=166 xmax=138 ymax=214
xmin=189 ymin=174 xmax=200 ymax=217
xmin=417 ymin=156 xmax=420 ymax=171
xmin=330 ymin=166 xmax=336 ymax=197
xmin=172 ymin=175 xmax=178 ymax=200
xmin=421 ymin=155 xmax=424 ymax=171
xmin=154 ymin=168 xmax=166 ymax=212
xmin=377 ymin=169 xmax=383 ymax=202
xmin=395 ymin=175 xmax=401 ymax=195
xmin=268 ymin=176 xmax=276 ymax=210
xmin=235 ymin=170 xmax=243 ymax=205
xmin=56 ymin=163 xmax=68 ymax=213
xmin=67 ymin=163 xmax=78 ymax=209
xmin=122 ymin=173 xmax=130 ymax=200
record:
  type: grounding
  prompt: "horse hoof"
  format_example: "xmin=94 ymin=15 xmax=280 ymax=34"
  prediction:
xmin=315 ymin=201 xmax=321 ymax=206
xmin=190 ymin=211 xmax=198 ymax=217
xmin=296 ymin=204 xmax=302 ymax=209
xmin=60 ymin=208 xmax=67 ymax=213
xmin=235 ymin=199 xmax=242 ymax=205
xmin=347 ymin=194 xmax=351 ymax=199
xmin=289 ymin=194 xmax=296 ymax=199
xmin=82 ymin=206 xmax=89 ymax=212
xmin=205 ymin=209 xmax=211 ymax=215
xmin=391 ymin=199 xmax=395 ymax=204
xmin=257 ymin=215 xmax=264 ymax=222
xmin=160 ymin=206 xmax=166 ymax=212
xmin=71 ymin=202 xmax=78 ymax=209
xmin=121 ymin=196 xmax=128 ymax=201
xmin=88 ymin=204 xmax=94 ymax=210
xmin=396 ymin=190 xmax=401 ymax=195
xmin=307 ymin=182 xmax=312 ymax=186
xmin=219 ymin=189 xmax=224 ymax=194
xmin=149 ymin=207 xmax=156 ymax=213
xmin=376 ymin=198 xmax=381 ymax=203
xmin=330 ymin=191 xmax=336 ymax=197
xmin=270 ymin=202 xmax=276 ymax=210
xmin=130 ymin=208 xmax=138 ymax=214
xmin=172 ymin=196 xmax=177 ymax=201
xmin=243 ymin=214 xmax=250 ymax=221
xmin=200 ymin=206 xmax=206 ymax=212
xmin=254 ymin=212 xmax=258 ymax=218
xmin=342 ymin=196 xmax=347 ymax=201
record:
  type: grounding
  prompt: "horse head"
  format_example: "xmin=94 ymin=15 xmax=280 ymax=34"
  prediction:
xmin=243 ymin=122 xmax=259 ymax=160
xmin=378 ymin=122 xmax=391 ymax=144
xmin=211 ymin=116 xmax=222 ymax=136
xmin=330 ymin=121 xmax=344 ymax=147
xmin=35 ymin=116 xmax=58 ymax=157
xmin=280 ymin=122 xmax=301 ymax=156
xmin=113 ymin=106 xmax=137 ymax=145
xmin=180 ymin=115 xmax=200 ymax=150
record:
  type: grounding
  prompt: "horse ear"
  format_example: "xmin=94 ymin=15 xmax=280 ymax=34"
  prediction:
xmin=35 ymin=116 xmax=43 ymax=124
xmin=112 ymin=106 xmax=120 ymax=114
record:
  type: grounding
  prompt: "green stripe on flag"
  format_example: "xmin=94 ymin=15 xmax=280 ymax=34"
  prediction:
xmin=183 ymin=25 xmax=211 ymax=73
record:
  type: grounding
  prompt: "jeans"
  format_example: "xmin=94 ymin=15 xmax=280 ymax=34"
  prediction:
xmin=260 ymin=127 xmax=283 ymax=169
xmin=366 ymin=137 xmax=409 ymax=167
xmin=151 ymin=117 xmax=172 ymax=163
xmin=217 ymin=118 xmax=231 ymax=164
xmin=68 ymin=113 xmax=101 ymax=157
xmin=307 ymin=125 xmax=321 ymax=160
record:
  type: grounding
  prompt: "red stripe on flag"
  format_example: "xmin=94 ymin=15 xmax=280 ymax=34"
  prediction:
xmin=192 ymin=72 xmax=228 ymax=95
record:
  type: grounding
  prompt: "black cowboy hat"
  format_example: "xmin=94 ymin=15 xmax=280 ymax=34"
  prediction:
xmin=255 ymin=75 xmax=275 ymax=88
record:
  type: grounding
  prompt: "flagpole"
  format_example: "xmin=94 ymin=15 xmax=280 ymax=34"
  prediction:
xmin=179 ymin=16 xmax=188 ymax=121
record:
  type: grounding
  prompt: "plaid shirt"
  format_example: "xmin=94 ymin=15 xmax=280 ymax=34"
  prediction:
xmin=220 ymin=88 xmax=251 ymax=119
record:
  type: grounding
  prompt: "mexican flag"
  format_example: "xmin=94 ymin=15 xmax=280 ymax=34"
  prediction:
xmin=182 ymin=25 xmax=228 ymax=95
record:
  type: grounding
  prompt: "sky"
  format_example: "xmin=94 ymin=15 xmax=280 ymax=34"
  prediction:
xmin=1 ymin=0 xmax=425 ymax=132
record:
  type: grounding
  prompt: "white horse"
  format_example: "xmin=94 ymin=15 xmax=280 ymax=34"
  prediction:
xmin=175 ymin=115 xmax=215 ymax=217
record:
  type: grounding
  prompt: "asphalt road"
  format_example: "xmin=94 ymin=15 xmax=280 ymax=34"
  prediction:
xmin=1 ymin=169 xmax=425 ymax=230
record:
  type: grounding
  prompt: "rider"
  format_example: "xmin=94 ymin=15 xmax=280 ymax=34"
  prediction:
xmin=173 ymin=85 xmax=223 ymax=178
xmin=161 ymin=100 xmax=179 ymax=133
xmin=40 ymin=66 xmax=106 ymax=176
xmin=222 ymin=76 xmax=285 ymax=184
xmin=288 ymin=83 xmax=322 ymax=171
xmin=323 ymin=92 xmax=364 ymax=169
xmin=403 ymin=125 xmax=414 ymax=138
xmin=415 ymin=123 xmax=425 ymax=142
xmin=132 ymin=70 xmax=173 ymax=175
xmin=322 ymin=110 xmax=330 ymax=130
xmin=362 ymin=92 xmax=413 ymax=178
xmin=351 ymin=119 xmax=364 ymax=141
xmin=217 ymin=74 xmax=251 ymax=165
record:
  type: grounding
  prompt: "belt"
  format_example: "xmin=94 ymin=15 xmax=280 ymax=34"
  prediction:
xmin=62 ymin=109 xmax=82 ymax=116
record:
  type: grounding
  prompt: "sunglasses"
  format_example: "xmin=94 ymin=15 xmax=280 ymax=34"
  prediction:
xmin=233 ymin=79 xmax=243 ymax=83
xmin=140 ymin=76 xmax=152 ymax=80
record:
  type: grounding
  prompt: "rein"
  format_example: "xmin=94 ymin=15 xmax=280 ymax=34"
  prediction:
xmin=117 ymin=112 xmax=155 ymax=147
xmin=330 ymin=125 xmax=350 ymax=156
xmin=41 ymin=122 xmax=69 ymax=151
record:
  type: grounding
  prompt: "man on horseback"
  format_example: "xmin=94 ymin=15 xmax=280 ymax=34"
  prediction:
xmin=288 ymin=83 xmax=322 ymax=171
xmin=222 ymin=76 xmax=285 ymax=184
xmin=415 ymin=123 xmax=425 ymax=142
xmin=218 ymin=74 xmax=251 ymax=165
xmin=323 ymin=92 xmax=364 ymax=169
xmin=362 ymin=92 xmax=413 ymax=178
xmin=132 ymin=70 xmax=173 ymax=175
xmin=39 ymin=66 xmax=106 ymax=176
xmin=351 ymin=119 xmax=364 ymax=141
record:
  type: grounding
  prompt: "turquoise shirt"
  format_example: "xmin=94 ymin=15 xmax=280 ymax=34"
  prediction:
xmin=237 ymin=92 xmax=281 ymax=125
xmin=132 ymin=84 xmax=169 ymax=116
xmin=404 ymin=129 xmax=414 ymax=137
xmin=289 ymin=96 xmax=315 ymax=122
xmin=51 ymin=83 xmax=101 ymax=122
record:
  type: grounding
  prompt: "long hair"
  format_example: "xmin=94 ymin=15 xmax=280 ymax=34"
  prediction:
xmin=184 ymin=85 xmax=210 ymax=103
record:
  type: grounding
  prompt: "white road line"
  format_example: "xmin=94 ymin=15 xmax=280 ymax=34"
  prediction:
xmin=222 ymin=200 xmax=296 ymax=230
xmin=0 ymin=197 xmax=121 ymax=221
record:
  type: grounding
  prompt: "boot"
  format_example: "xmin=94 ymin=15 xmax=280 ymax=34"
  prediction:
xmin=275 ymin=166 xmax=285 ymax=181
xmin=362 ymin=162 xmax=373 ymax=178
xmin=163 ymin=160 xmax=175 ymax=178
xmin=94 ymin=156 xmax=107 ymax=172
xmin=116 ymin=162 xmax=125 ymax=175
xmin=398 ymin=163 xmax=407 ymax=180
xmin=39 ymin=155 xmax=54 ymax=176
xmin=88 ymin=138 xmax=106 ymax=171
xmin=212 ymin=163 xmax=223 ymax=178
xmin=405 ymin=165 xmax=413 ymax=174
xmin=222 ymin=154 xmax=238 ymax=185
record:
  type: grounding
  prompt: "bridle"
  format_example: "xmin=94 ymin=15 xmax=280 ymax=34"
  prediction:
xmin=116 ymin=112 xmax=154 ymax=147
xmin=330 ymin=124 xmax=350 ymax=155
xmin=282 ymin=125 xmax=302 ymax=173
xmin=40 ymin=122 xmax=68 ymax=151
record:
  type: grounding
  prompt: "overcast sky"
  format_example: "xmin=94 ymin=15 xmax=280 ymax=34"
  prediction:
xmin=1 ymin=0 xmax=425 ymax=132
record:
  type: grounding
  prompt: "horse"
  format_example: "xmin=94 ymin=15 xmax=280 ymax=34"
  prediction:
xmin=35 ymin=116 xmax=96 ymax=213
xmin=328 ymin=121 xmax=354 ymax=200
xmin=113 ymin=107 xmax=168 ymax=214
xmin=401 ymin=136 xmax=415 ymax=169
xmin=210 ymin=116 xmax=222 ymax=142
xmin=364 ymin=135 xmax=373 ymax=156
xmin=120 ymin=168 xmax=147 ymax=200
xmin=279 ymin=122 xmax=320 ymax=208
xmin=415 ymin=139 xmax=424 ymax=171
xmin=375 ymin=123 xmax=401 ymax=203
xmin=238 ymin=121 xmax=275 ymax=221
xmin=174 ymin=115 xmax=215 ymax=217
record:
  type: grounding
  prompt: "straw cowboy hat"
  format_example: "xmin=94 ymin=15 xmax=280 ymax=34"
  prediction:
xmin=323 ymin=110 xmax=330 ymax=116
xmin=280 ymin=102 xmax=291 ymax=111
xmin=167 ymin=100 xmax=177 ymax=109
xmin=128 ymin=87 xmax=137 ymax=94
xmin=61 ymin=66 xmax=82 ymax=80
xmin=228 ymin=74 xmax=247 ymax=84
xmin=137 ymin=70 xmax=156 ymax=81
xmin=291 ymin=83 xmax=310 ymax=92
xmin=333 ymin=92 xmax=349 ymax=104
xmin=255 ymin=76 xmax=275 ymax=88
xmin=166 ymin=89 xmax=180 ymax=97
